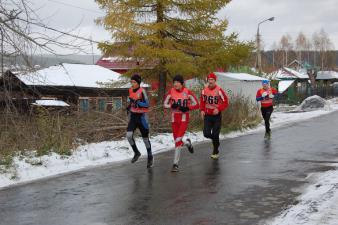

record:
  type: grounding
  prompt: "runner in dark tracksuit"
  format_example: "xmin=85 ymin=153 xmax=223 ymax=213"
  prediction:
xmin=126 ymin=74 xmax=153 ymax=168
xmin=256 ymin=79 xmax=278 ymax=139
xmin=200 ymin=73 xmax=229 ymax=159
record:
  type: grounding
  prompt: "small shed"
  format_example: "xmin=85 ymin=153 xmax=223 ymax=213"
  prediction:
xmin=215 ymin=72 xmax=266 ymax=102
xmin=316 ymin=71 xmax=338 ymax=97
xmin=185 ymin=72 xmax=266 ymax=103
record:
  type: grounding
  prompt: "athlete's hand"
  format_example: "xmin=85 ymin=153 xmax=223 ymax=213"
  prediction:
xmin=269 ymin=94 xmax=274 ymax=99
xmin=179 ymin=106 xmax=189 ymax=113
xmin=213 ymin=108 xmax=219 ymax=115
xmin=262 ymin=92 xmax=268 ymax=98
xmin=126 ymin=105 xmax=131 ymax=113
xmin=134 ymin=99 xmax=140 ymax=107
xmin=201 ymin=111 xmax=205 ymax=119
xmin=171 ymin=102 xmax=179 ymax=109
xmin=128 ymin=98 xmax=135 ymax=104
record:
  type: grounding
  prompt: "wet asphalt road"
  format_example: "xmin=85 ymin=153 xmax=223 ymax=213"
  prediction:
xmin=1 ymin=112 xmax=338 ymax=225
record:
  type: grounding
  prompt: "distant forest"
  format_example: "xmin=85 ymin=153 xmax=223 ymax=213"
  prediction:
xmin=261 ymin=50 xmax=338 ymax=72
xmin=251 ymin=29 xmax=338 ymax=73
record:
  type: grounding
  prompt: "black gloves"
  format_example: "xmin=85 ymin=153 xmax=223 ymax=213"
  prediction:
xmin=179 ymin=106 xmax=189 ymax=113
xmin=171 ymin=102 xmax=188 ymax=112
xmin=128 ymin=98 xmax=140 ymax=108
xmin=134 ymin=99 xmax=140 ymax=107
xmin=129 ymin=98 xmax=135 ymax=104
xmin=126 ymin=105 xmax=131 ymax=114
xmin=171 ymin=102 xmax=179 ymax=109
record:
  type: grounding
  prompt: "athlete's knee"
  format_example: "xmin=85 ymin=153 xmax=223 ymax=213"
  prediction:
xmin=175 ymin=137 xmax=184 ymax=148
xmin=142 ymin=137 xmax=151 ymax=149
xmin=203 ymin=130 xmax=212 ymax=139
xmin=127 ymin=131 xmax=134 ymax=144
xmin=175 ymin=142 xmax=184 ymax=148
xmin=141 ymin=130 xmax=149 ymax=138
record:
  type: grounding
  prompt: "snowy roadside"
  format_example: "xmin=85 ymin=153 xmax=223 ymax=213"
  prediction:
xmin=261 ymin=99 xmax=338 ymax=225
xmin=0 ymin=98 xmax=338 ymax=190
xmin=264 ymin=168 xmax=338 ymax=225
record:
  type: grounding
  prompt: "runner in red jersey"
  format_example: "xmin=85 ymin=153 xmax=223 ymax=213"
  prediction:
xmin=200 ymin=73 xmax=229 ymax=159
xmin=256 ymin=79 xmax=278 ymax=139
xmin=163 ymin=75 xmax=199 ymax=172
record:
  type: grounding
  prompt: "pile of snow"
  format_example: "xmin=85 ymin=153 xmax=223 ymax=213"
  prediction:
xmin=295 ymin=95 xmax=330 ymax=112
xmin=266 ymin=169 xmax=338 ymax=225
xmin=1 ymin=98 xmax=338 ymax=189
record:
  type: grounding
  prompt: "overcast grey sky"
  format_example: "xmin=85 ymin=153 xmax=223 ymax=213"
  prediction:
xmin=31 ymin=0 xmax=338 ymax=55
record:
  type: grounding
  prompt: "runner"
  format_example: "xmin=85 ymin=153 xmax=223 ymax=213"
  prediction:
xmin=126 ymin=74 xmax=153 ymax=168
xmin=256 ymin=79 xmax=278 ymax=139
xmin=200 ymin=72 xmax=229 ymax=159
xmin=163 ymin=75 xmax=199 ymax=172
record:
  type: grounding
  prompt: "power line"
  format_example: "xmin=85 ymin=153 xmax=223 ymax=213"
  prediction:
xmin=14 ymin=16 xmax=102 ymax=44
xmin=46 ymin=0 xmax=104 ymax=15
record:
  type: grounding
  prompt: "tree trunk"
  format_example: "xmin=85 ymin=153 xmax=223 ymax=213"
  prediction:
xmin=282 ymin=51 xmax=285 ymax=67
xmin=307 ymin=70 xmax=317 ymax=95
xmin=313 ymin=51 xmax=316 ymax=67
xmin=158 ymin=61 xmax=167 ymax=102
xmin=156 ymin=1 xmax=167 ymax=102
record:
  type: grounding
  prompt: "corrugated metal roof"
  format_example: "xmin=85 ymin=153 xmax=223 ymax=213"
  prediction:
xmin=317 ymin=71 xmax=338 ymax=80
xmin=269 ymin=67 xmax=309 ymax=80
xmin=282 ymin=67 xmax=309 ymax=79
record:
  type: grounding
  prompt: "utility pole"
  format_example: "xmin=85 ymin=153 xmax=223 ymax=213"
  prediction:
xmin=90 ymin=36 xmax=95 ymax=65
xmin=1 ymin=27 xmax=3 ymax=76
xmin=256 ymin=17 xmax=275 ymax=74
xmin=256 ymin=26 xmax=261 ymax=73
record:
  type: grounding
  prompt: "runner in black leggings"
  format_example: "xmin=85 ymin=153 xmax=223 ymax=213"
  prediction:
xmin=256 ymin=80 xmax=278 ymax=139
xmin=126 ymin=74 xmax=153 ymax=168
xmin=200 ymin=73 xmax=229 ymax=159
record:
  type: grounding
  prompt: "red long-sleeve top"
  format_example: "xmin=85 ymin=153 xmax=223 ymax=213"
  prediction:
xmin=200 ymin=85 xmax=229 ymax=115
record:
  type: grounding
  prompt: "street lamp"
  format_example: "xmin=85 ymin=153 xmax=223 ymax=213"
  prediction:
xmin=256 ymin=17 xmax=274 ymax=74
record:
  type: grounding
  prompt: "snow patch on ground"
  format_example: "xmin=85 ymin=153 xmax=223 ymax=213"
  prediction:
xmin=265 ymin=168 xmax=338 ymax=225
xmin=1 ymin=98 xmax=338 ymax=189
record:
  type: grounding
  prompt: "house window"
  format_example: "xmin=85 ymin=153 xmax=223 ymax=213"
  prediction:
xmin=79 ymin=98 xmax=89 ymax=112
xmin=112 ymin=97 xmax=122 ymax=110
xmin=98 ymin=98 xmax=106 ymax=112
